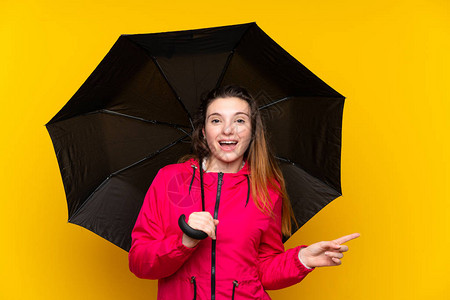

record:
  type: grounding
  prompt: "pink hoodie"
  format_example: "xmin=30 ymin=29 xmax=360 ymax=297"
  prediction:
xmin=129 ymin=159 xmax=314 ymax=299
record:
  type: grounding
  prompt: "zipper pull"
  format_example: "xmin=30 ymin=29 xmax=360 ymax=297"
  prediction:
xmin=232 ymin=280 xmax=239 ymax=300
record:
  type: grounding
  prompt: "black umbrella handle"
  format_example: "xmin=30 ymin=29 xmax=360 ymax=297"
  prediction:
xmin=178 ymin=214 xmax=208 ymax=240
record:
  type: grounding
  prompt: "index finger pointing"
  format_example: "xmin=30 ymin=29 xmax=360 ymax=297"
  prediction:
xmin=333 ymin=233 xmax=360 ymax=245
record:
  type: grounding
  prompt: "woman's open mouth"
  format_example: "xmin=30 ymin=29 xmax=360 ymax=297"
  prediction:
xmin=219 ymin=140 xmax=238 ymax=151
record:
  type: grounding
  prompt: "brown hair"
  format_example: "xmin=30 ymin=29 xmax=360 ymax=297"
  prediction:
xmin=189 ymin=85 xmax=296 ymax=236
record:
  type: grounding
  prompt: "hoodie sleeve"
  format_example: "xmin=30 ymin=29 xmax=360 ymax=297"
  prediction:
xmin=128 ymin=169 xmax=197 ymax=280
xmin=257 ymin=194 xmax=314 ymax=290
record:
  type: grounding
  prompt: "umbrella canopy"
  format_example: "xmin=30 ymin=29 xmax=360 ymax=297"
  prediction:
xmin=46 ymin=22 xmax=344 ymax=251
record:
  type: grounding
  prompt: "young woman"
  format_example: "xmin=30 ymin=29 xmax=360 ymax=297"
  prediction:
xmin=128 ymin=85 xmax=359 ymax=300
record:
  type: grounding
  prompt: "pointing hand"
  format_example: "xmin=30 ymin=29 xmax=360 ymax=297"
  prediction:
xmin=298 ymin=233 xmax=360 ymax=268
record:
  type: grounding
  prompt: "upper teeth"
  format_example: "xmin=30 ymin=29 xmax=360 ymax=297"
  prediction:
xmin=221 ymin=141 xmax=236 ymax=144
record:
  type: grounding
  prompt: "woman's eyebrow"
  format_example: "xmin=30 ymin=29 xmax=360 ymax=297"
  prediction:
xmin=207 ymin=111 xmax=250 ymax=119
xmin=206 ymin=112 xmax=222 ymax=119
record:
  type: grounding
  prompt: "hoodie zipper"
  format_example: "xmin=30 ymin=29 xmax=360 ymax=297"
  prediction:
xmin=211 ymin=172 xmax=224 ymax=300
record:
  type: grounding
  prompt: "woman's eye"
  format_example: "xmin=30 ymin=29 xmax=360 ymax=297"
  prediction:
xmin=211 ymin=119 xmax=220 ymax=124
xmin=236 ymin=119 xmax=245 ymax=123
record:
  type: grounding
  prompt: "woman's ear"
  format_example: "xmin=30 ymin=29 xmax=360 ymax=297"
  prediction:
xmin=202 ymin=128 xmax=205 ymax=139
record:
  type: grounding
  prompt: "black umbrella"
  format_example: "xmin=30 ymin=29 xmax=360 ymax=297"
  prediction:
xmin=46 ymin=22 xmax=344 ymax=251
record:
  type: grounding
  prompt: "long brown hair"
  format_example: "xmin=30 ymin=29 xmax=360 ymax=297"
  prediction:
xmin=189 ymin=85 xmax=296 ymax=236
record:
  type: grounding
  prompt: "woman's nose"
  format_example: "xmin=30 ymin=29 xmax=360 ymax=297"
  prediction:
xmin=222 ymin=122 xmax=234 ymax=135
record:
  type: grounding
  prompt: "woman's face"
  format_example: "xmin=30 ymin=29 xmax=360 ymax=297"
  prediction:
xmin=203 ymin=97 xmax=252 ymax=172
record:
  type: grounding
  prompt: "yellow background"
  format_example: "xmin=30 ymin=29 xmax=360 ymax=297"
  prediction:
xmin=1 ymin=0 xmax=449 ymax=299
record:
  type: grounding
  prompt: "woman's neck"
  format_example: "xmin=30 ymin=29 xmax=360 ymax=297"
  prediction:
xmin=203 ymin=157 xmax=245 ymax=173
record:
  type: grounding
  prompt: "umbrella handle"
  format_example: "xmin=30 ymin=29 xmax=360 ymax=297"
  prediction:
xmin=178 ymin=214 xmax=208 ymax=240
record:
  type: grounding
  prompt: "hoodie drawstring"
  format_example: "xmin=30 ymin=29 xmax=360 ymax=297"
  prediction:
xmin=245 ymin=175 xmax=250 ymax=207
xmin=232 ymin=280 xmax=239 ymax=300
xmin=189 ymin=165 xmax=197 ymax=194
xmin=199 ymin=159 xmax=206 ymax=211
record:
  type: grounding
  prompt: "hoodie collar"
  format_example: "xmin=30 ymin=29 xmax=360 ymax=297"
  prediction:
xmin=186 ymin=158 xmax=249 ymax=176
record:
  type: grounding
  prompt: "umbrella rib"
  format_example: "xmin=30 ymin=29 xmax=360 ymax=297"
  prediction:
xmin=216 ymin=24 xmax=253 ymax=88
xmin=275 ymin=156 xmax=342 ymax=196
xmin=98 ymin=109 xmax=191 ymax=136
xmin=68 ymin=134 xmax=190 ymax=222
xmin=150 ymin=56 xmax=195 ymax=131
xmin=258 ymin=96 xmax=294 ymax=110
xmin=216 ymin=50 xmax=235 ymax=88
